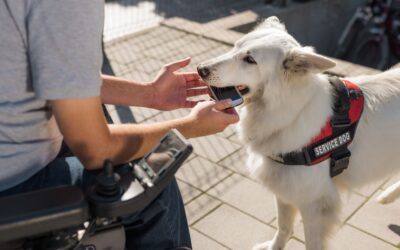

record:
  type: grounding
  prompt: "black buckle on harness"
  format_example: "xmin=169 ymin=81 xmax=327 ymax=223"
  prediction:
xmin=331 ymin=117 xmax=351 ymax=128
xmin=302 ymin=147 xmax=312 ymax=165
xmin=330 ymin=149 xmax=351 ymax=177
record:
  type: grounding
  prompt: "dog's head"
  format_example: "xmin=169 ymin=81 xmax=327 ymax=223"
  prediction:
xmin=197 ymin=16 xmax=336 ymax=101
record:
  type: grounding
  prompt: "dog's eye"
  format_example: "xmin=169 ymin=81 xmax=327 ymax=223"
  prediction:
xmin=243 ymin=55 xmax=257 ymax=64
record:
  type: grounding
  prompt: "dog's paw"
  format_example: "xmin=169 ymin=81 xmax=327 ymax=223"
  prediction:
xmin=252 ymin=241 xmax=275 ymax=250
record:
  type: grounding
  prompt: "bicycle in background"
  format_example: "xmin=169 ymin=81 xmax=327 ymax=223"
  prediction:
xmin=334 ymin=0 xmax=400 ymax=70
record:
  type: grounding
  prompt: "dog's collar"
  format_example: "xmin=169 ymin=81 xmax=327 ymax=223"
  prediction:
xmin=268 ymin=77 xmax=364 ymax=177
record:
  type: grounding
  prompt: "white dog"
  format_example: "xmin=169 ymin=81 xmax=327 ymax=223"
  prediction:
xmin=198 ymin=16 xmax=400 ymax=250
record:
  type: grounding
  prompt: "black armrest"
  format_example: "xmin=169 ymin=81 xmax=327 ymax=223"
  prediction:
xmin=0 ymin=186 xmax=89 ymax=242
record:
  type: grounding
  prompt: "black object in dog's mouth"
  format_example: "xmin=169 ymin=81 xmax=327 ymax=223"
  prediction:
xmin=209 ymin=85 xmax=250 ymax=96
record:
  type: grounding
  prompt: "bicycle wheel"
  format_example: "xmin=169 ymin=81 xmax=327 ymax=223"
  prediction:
xmin=348 ymin=30 xmax=390 ymax=70
xmin=333 ymin=14 xmax=366 ymax=59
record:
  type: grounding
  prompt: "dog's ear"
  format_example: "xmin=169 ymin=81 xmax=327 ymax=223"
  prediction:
xmin=283 ymin=47 xmax=336 ymax=74
xmin=256 ymin=16 xmax=286 ymax=31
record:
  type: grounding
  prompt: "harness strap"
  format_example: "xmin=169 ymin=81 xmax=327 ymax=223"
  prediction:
xmin=330 ymin=77 xmax=351 ymax=128
xmin=329 ymin=77 xmax=352 ymax=177
xmin=268 ymin=77 xmax=364 ymax=178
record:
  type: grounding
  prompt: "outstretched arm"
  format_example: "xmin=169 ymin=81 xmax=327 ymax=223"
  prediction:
xmin=101 ymin=58 xmax=209 ymax=110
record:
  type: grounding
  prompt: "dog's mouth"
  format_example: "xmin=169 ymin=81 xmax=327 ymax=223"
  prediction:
xmin=237 ymin=85 xmax=250 ymax=96
xmin=208 ymin=85 xmax=250 ymax=96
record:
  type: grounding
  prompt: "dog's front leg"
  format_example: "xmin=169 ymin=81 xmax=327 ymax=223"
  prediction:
xmin=301 ymin=205 xmax=323 ymax=250
xmin=252 ymin=197 xmax=297 ymax=250
xmin=300 ymin=198 xmax=339 ymax=250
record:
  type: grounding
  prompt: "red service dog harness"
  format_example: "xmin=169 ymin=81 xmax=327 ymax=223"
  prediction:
xmin=269 ymin=77 xmax=364 ymax=177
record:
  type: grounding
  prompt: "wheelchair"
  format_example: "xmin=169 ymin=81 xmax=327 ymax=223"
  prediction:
xmin=0 ymin=130 xmax=192 ymax=250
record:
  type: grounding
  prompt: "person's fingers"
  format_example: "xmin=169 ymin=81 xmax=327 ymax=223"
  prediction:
xmin=165 ymin=57 xmax=191 ymax=72
xmin=187 ymin=87 xmax=210 ymax=97
xmin=186 ymin=79 xmax=207 ymax=88
xmin=181 ymin=72 xmax=201 ymax=82
xmin=213 ymin=99 xmax=232 ymax=111
xmin=224 ymin=107 xmax=236 ymax=115
xmin=223 ymin=108 xmax=240 ymax=124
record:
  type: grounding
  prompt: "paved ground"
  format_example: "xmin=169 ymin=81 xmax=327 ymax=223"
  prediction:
xmin=104 ymin=0 xmax=263 ymax=41
xmin=103 ymin=9 xmax=400 ymax=250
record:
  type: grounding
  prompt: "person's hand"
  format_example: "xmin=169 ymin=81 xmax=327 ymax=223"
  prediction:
xmin=150 ymin=58 xmax=210 ymax=111
xmin=182 ymin=100 xmax=240 ymax=138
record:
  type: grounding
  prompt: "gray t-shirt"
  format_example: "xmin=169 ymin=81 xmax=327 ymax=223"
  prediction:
xmin=0 ymin=0 xmax=104 ymax=191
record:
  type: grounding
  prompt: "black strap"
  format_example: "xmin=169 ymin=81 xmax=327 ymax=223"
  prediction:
xmin=328 ymin=77 xmax=352 ymax=177
xmin=329 ymin=77 xmax=351 ymax=128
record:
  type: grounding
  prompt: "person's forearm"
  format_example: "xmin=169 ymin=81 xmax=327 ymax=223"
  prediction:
xmin=101 ymin=74 xmax=154 ymax=107
xmin=90 ymin=118 xmax=195 ymax=169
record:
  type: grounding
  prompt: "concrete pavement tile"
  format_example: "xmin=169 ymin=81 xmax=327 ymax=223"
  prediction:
xmin=190 ymin=229 xmax=229 ymax=250
xmin=115 ymin=38 xmax=147 ymax=54
xmin=340 ymin=192 xmax=368 ymax=221
xmin=354 ymin=180 xmax=387 ymax=198
xmin=143 ymin=45 xmax=183 ymax=62
xmin=218 ymin=148 xmax=255 ymax=180
xmin=348 ymin=192 xmax=400 ymax=245
xmin=217 ymin=124 xmax=237 ymax=139
xmin=147 ymin=26 xmax=187 ymax=41
xmin=190 ymin=45 xmax=231 ymax=69
xmin=122 ymin=32 xmax=168 ymax=51
xmin=161 ymin=17 xmax=186 ymax=28
xmin=106 ymin=41 xmax=145 ymax=65
xmin=286 ymin=239 xmax=306 ymax=250
xmin=108 ymin=61 xmax=132 ymax=76
xmin=130 ymin=57 xmax=165 ymax=74
xmin=292 ymin=192 xmax=366 ymax=242
xmin=186 ymin=194 xmax=222 ymax=225
xmin=174 ymin=19 xmax=208 ymax=35
xmin=143 ymin=34 xmax=199 ymax=60
xmin=206 ymin=29 xmax=243 ymax=45
xmin=193 ymin=205 xmax=276 ymax=250
xmin=188 ymin=135 xmax=241 ymax=163
xmin=177 ymin=180 xmax=202 ymax=204
xmin=178 ymin=39 xmax=222 ymax=58
xmin=207 ymin=173 xmax=276 ymax=223
xmin=227 ymin=132 xmax=241 ymax=144
xmin=205 ymin=10 xmax=258 ymax=30
xmin=329 ymin=225 xmax=398 ymax=250
xmin=176 ymin=157 xmax=232 ymax=191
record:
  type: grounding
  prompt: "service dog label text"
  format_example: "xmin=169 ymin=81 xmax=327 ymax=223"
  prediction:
xmin=314 ymin=132 xmax=351 ymax=157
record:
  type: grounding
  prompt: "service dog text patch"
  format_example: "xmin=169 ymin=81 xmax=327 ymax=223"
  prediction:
xmin=314 ymin=132 xmax=351 ymax=157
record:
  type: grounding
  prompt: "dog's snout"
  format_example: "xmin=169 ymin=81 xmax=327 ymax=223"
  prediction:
xmin=197 ymin=66 xmax=210 ymax=79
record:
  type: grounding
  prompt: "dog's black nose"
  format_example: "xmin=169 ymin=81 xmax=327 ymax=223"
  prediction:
xmin=197 ymin=66 xmax=210 ymax=79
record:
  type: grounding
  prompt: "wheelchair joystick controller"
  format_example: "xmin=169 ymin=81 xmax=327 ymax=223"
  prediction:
xmin=91 ymin=160 xmax=122 ymax=202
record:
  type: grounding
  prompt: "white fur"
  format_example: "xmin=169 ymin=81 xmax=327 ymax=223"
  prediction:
xmin=198 ymin=16 xmax=400 ymax=250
